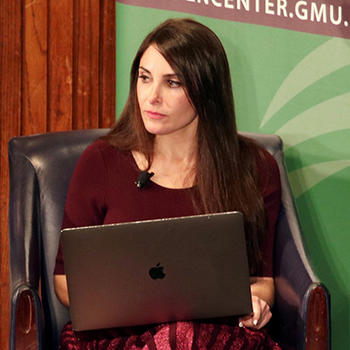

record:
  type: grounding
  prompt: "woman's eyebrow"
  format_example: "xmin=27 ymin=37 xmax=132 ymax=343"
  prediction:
xmin=138 ymin=66 xmax=178 ymax=78
xmin=164 ymin=73 xmax=179 ymax=79
xmin=139 ymin=66 xmax=150 ymax=73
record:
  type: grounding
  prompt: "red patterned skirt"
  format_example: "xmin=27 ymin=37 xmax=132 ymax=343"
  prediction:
xmin=59 ymin=320 xmax=281 ymax=350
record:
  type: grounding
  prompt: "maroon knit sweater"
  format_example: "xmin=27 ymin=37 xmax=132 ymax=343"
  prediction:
xmin=54 ymin=139 xmax=281 ymax=277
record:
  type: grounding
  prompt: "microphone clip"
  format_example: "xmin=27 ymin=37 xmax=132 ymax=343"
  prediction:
xmin=135 ymin=171 xmax=154 ymax=189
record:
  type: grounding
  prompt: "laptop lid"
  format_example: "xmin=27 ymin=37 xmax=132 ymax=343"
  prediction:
xmin=61 ymin=211 xmax=252 ymax=331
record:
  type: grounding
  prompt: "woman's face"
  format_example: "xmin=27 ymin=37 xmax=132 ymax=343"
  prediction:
xmin=136 ymin=45 xmax=198 ymax=137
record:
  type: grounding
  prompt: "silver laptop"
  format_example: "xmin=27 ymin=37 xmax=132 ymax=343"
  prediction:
xmin=61 ymin=211 xmax=252 ymax=331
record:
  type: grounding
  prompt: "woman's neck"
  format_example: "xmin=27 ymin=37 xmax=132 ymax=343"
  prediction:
xmin=132 ymin=129 xmax=198 ymax=189
xmin=151 ymin=132 xmax=197 ymax=188
xmin=153 ymin=132 xmax=197 ymax=163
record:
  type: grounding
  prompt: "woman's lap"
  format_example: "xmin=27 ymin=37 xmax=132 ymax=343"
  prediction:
xmin=59 ymin=321 xmax=281 ymax=350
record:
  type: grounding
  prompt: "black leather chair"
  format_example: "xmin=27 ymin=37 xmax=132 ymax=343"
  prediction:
xmin=8 ymin=129 xmax=330 ymax=350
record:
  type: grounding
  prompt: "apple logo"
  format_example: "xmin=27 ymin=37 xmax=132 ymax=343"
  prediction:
xmin=149 ymin=263 xmax=165 ymax=280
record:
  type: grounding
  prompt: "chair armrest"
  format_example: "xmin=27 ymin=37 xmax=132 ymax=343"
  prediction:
xmin=302 ymin=283 xmax=330 ymax=350
xmin=273 ymin=280 xmax=330 ymax=350
xmin=272 ymin=208 xmax=331 ymax=349
xmin=10 ymin=284 xmax=44 ymax=350
xmin=236 ymin=132 xmax=330 ymax=349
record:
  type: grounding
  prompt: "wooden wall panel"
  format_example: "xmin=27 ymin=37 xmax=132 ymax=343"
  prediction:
xmin=0 ymin=1 xmax=116 ymax=348
xmin=100 ymin=0 xmax=116 ymax=128
xmin=22 ymin=0 xmax=48 ymax=134
xmin=73 ymin=0 xmax=100 ymax=129
xmin=47 ymin=0 xmax=74 ymax=132
xmin=0 ymin=2 xmax=23 ymax=350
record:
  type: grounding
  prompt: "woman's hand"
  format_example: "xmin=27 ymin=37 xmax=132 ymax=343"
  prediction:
xmin=54 ymin=274 xmax=70 ymax=307
xmin=238 ymin=276 xmax=274 ymax=330
xmin=238 ymin=295 xmax=272 ymax=329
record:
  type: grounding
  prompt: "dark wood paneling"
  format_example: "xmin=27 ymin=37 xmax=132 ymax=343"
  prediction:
xmin=0 ymin=2 xmax=23 ymax=349
xmin=100 ymin=0 xmax=116 ymax=128
xmin=73 ymin=0 xmax=100 ymax=129
xmin=22 ymin=0 xmax=48 ymax=134
xmin=0 ymin=1 xmax=116 ymax=348
xmin=47 ymin=0 xmax=74 ymax=131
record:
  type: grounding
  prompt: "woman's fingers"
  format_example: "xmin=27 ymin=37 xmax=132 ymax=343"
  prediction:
xmin=238 ymin=295 xmax=272 ymax=330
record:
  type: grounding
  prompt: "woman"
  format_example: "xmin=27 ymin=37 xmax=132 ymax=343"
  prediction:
xmin=54 ymin=18 xmax=282 ymax=349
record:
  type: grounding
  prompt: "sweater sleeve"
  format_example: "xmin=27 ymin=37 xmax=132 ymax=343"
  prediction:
xmin=54 ymin=141 xmax=108 ymax=274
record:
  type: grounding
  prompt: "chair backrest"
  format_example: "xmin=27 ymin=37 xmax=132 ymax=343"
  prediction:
xmin=240 ymin=132 xmax=318 ymax=348
xmin=8 ymin=129 xmax=108 ymax=349
xmin=8 ymin=129 xmax=319 ymax=349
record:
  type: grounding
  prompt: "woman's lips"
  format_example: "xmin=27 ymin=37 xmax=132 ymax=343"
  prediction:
xmin=145 ymin=111 xmax=167 ymax=119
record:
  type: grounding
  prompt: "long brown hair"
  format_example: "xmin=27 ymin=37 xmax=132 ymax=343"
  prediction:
xmin=104 ymin=18 xmax=266 ymax=275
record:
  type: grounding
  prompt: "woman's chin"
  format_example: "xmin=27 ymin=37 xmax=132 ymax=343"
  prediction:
xmin=146 ymin=129 xmax=169 ymax=136
xmin=144 ymin=125 xmax=170 ymax=136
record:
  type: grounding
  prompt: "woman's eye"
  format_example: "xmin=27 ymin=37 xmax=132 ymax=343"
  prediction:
xmin=168 ymin=80 xmax=181 ymax=88
xmin=138 ymin=74 xmax=150 ymax=83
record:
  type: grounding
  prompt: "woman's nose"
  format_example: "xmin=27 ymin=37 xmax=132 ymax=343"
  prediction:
xmin=149 ymin=84 xmax=162 ymax=104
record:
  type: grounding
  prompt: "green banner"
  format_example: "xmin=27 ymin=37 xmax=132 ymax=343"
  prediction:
xmin=117 ymin=0 xmax=350 ymax=39
xmin=116 ymin=2 xmax=350 ymax=349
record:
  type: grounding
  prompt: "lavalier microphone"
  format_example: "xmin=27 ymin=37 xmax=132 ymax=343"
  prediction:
xmin=135 ymin=171 xmax=154 ymax=189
